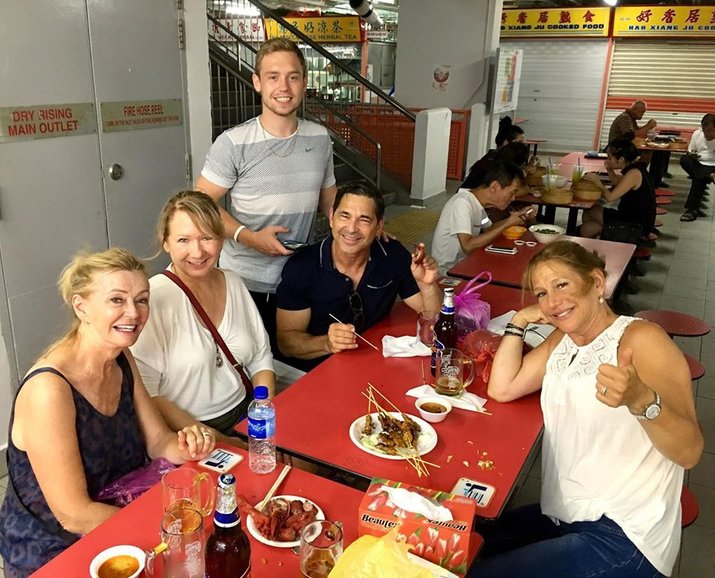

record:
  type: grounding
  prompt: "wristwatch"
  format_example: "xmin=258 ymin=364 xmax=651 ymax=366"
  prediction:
xmin=635 ymin=391 xmax=661 ymax=421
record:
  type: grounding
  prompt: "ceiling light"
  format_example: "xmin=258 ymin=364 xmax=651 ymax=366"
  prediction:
xmin=603 ymin=0 xmax=618 ymax=6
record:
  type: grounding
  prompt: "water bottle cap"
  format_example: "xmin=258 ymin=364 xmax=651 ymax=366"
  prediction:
xmin=254 ymin=385 xmax=269 ymax=399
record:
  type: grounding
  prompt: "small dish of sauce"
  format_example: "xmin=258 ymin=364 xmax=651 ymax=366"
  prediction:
xmin=420 ymin=402 xmax=447 ymax=414
xmin=415 ymin=396 xmax=452 ymax=423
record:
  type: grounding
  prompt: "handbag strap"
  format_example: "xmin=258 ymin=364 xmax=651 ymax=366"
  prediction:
xmin=461 ymin=272 xmax=493 ymax=294
xmin=161 ymin=270 xmax=254 ymax=399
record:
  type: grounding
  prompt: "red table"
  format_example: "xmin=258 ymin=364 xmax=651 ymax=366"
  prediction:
xmin=447 ymin=234 xmax=635 ymax=300
xmin=514 ymin=193 xmax=594 ymax=235
xmin=557 ymin=152 xmax=606 ymax=177
xmin=238 ymin=284 xmax=544 ymax=520
xmin=31 ymin=446 xmax=365 ymax=578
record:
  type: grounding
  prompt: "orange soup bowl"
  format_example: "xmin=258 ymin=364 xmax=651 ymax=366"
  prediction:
xmin=503 ymin=226 xmax=527 ymax=240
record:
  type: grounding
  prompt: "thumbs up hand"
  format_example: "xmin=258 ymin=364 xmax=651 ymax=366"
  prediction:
xmin=596 ymin=347 xmax=650 ymax=411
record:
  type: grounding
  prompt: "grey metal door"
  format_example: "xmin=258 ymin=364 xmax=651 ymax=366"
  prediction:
xmin=0 ymin=0 xmax=188 ymax=378
xmin=88 ymin=0 xmax=189 ymax=265
xmin=0 ymin=0 xmax=108 ymax=376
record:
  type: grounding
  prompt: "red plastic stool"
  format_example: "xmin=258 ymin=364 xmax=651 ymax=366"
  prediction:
xmin=685 ymin=353 xmax=705 ymax=380
xmin=654 ymin=219 xmax=664 ymax=227
xmin=656 ymin=197 xmax=672 ymax=206
xmin=656 ymin=188 xmax=675 ymax=197
xmin=656 ymin=207 xmax=668 ymax=215
xmin=633 ymin=247 xmax=651 ymax=261
xmin=635 ymin=310 xmax=711 ymax=337
xmin=681 ymin=486 xmax=699 ymax=528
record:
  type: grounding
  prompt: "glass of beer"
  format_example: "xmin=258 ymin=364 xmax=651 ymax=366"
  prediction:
xmin=161 ymin=468 xmax=215 ymax=517
xmin=300 ymin=520 xmax=343 ymax=578
xmin=435 ymin=348 xmax=475 ymax=396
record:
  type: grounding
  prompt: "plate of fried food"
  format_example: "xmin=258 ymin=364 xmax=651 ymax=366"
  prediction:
xmin=349 ymin=411 xmax=438 ymax=460
xmin=238 ymin=494 xmax=324 ymax=548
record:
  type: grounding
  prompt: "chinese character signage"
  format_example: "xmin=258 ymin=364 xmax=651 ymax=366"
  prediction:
xmin=613 ymin=6 xmax=715 ymax=36
xmin=210 ymin=18 xmax=266 ymax=43
xmin=501 ymin=8 xmax=610 ymax=37
xmin=265 ymin=16 xmax=363 ymax=43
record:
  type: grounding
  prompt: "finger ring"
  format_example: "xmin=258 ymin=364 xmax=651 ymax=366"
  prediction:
xmin=201 ymin=430 xmax=212 ymax=438
xmin=601 ymin=386 xmax=608 ymax=396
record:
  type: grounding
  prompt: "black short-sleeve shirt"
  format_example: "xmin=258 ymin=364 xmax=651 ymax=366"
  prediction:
xmin=276 ymin=236 xmax=420 ymax=368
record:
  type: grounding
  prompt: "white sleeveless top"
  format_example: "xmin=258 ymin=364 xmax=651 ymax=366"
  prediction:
xmin=540 ymin=316 xmax=681 ymax=576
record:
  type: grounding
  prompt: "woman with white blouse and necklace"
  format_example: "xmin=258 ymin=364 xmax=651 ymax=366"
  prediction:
xmin=468 ymin=240 xmax=702 ymax=578
xmin=131 ymin=190 xmax=275 ymax=440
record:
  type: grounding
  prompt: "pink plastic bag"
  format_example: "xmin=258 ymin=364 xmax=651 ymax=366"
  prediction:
xmin=454 ymin=273 xmax=492 ymax=338
xmin=96 ymin=458 xmax=176 ymax=507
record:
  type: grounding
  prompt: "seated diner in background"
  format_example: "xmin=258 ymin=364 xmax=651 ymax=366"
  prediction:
xmin=131 ymin=191 xmax=275 ymax=439
xmin=579 ymin=138 xmax=656 ymax=241
xmin=608 ymin=100 xmax=657 ymax=143
xmin=680 ymin=113 xmax=715 ymax=223
xmin=468 ymin=240 xmax=703 ymax=578
xmin=275 ymin=183 xmax=442 ymax=371
xmin=462 ymin=117 xmax=533 ymax=190
xmin=0 ymin=248 xmax=215 ymax=578
xmin=431 ymin=161 xmax=533 ymax=274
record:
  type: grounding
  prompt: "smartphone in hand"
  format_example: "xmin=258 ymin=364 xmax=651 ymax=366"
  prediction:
xmin=280 ymin=239 xmax=308 ymax=251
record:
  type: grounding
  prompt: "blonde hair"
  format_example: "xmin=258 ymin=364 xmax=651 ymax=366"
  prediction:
xmin=156 ymin=190 xmax=224 ymax=248
xmin=523 ymin=240 xmax=606 ymax=294
xmin=45 ymin=248 xmax=147 ymax=355
xmin=255 ymin=37 xmax=307 ymax=77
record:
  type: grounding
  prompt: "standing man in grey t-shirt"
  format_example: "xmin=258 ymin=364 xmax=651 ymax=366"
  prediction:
xmin=196 ymin=38 xmax=337 ymax=346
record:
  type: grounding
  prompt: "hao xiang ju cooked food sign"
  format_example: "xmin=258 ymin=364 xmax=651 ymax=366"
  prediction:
xmin=613 ymin=6 xmax=715 ymax=37
xmin=501 ymin=7 xmax=610 ymax=37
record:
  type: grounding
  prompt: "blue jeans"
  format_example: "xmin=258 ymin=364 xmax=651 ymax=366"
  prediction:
xmin=468 ymin=504 xmax=663 ymax=578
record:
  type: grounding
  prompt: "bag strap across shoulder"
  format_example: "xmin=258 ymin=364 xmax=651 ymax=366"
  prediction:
xmin=161 ymin=270 xmax=254 ymax=400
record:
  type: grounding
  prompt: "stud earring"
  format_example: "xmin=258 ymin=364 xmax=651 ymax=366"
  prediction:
xmin=598 ymin=296 xmax=604 ymax=304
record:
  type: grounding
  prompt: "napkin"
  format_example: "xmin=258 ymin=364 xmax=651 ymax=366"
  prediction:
xmin=487 ymin=310 xmax=556 ymax=348
xmin=382 ymin=335 xmax=432 ymax=358
xmin=406 ymin=384 xmax=488 ymax=413
xmin=377 ymin=485 xmax=453 ymax=521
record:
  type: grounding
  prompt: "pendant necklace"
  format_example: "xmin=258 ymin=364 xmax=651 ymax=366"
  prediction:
xmin=261 ymin=119 xmax=299 ymax=158
xmin=215 ymin=342 xmax=224 ymax=368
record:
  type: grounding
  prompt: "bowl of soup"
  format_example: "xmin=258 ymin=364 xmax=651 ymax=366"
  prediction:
xmin=529 ymin=224 xmax=565 ymax=245
xmin=415 ymin=396 xmax=452 ymax=423
xmin=89 ymin=545 xmax=145 ymax=578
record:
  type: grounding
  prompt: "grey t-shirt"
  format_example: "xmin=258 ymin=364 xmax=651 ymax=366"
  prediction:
xmin=201 ymin=117 xmax=335 ymax=293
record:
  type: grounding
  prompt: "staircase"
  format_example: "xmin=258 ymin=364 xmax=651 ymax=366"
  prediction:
xmin=206 ymin=0 xmax=417 ymax=205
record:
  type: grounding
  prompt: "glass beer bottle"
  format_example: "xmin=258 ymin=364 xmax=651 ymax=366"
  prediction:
xmin=430 ymin=288 xmax=458 ymax=376
xmin=205 ymin=473 xmax=251 ymax=578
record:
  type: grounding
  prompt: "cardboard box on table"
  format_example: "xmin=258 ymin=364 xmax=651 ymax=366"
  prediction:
xmin=357 ymin=478 xmax=477 ymax=576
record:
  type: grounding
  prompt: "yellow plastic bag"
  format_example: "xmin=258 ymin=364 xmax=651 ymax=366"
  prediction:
xmin=329 ymin=529 xmax=433 ymax=578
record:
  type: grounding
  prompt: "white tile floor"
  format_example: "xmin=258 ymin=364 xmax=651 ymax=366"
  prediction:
xmin=0 ymin=161 xmax=712 ymax=578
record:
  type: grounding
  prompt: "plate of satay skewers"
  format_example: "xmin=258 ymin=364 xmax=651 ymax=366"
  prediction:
xmin=349 ymin=384 xmax=438 ymax=476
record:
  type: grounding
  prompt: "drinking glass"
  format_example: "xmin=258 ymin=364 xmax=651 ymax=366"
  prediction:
xmin=417 ymin=311 xmax=439 ymax=346
xmin=434 ymin=348 xmax=475 ymax=396
xmin=146 ymin=508 xmax=205 ymax=578
xmin=300 ymin=520 xmax=343 ymax=578
xmin=161 ymin=468 xmax=214 ymax=517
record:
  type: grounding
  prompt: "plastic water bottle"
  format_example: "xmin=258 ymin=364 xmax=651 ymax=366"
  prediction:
xmin=248 ymin=385 xmax=276 ymax=474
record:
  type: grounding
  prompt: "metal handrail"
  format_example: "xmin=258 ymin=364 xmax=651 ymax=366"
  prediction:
xmin=207 ymin=15 xmax=383 ymax=189
xmin=243 ymin=0 xmax=415 ymax=121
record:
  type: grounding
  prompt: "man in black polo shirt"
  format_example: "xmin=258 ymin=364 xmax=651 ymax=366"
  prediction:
xmin=276 ymin=183 xmax=442 ymax=371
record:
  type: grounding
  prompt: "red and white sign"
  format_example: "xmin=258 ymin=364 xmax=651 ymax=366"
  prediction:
xmin=0 ymin=103 xmax=96 ymax=143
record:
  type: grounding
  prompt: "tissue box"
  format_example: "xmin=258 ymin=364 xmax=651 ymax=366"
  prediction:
xmin=357 ymin=478 xmax=477 ymax=576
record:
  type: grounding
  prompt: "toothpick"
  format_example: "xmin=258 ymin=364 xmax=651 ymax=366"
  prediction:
xmin=328 ymin=313 xmax=380 ymax=351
